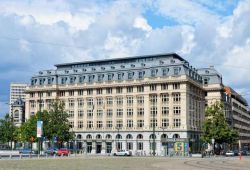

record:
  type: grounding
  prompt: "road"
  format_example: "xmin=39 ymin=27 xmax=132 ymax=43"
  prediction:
xmin=0 ymin=156 xmax=250 ymax=170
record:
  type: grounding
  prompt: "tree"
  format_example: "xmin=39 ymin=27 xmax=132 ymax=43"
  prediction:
xmin=201 ymin=102 xmax=238 ymax=150
xmin=0 ymin=114 xmax=17 ymax=148
xmin=46 ymin=100 xmax=74 ymax=145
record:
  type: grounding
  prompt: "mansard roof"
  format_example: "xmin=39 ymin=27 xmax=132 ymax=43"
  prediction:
xmin=54 ymin=53 xmax=188 ymax=68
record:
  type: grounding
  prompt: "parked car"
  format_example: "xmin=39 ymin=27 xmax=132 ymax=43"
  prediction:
xmin=113 ymin=150 xmax=132 ymax=156
xmin=225 ymin=151 xmax=234 ymax=157
xmin=45 ymin=148 xmax=58 ymax=155
xmin=19 ymin=149 xmax=33 ymax=154
xmin=57 ymin=148 xmax=70 ymax=156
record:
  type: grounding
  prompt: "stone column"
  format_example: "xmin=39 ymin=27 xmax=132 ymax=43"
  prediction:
xmin=101 ymin=141 xmax=106 ymax=154
xmin=91 ymin=141 xmax=96 ymax=154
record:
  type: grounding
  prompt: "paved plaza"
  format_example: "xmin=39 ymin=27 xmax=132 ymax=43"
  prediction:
xmin=0 ymin=156 xmax=250 ymax=170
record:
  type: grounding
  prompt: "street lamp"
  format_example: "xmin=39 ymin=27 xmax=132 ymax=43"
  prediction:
xmin=116 ymin=126 xmax=122 ymax=151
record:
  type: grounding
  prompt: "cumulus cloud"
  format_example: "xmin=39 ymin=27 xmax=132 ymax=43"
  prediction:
xmin=0 ymin=0 xmax=250 ymax=116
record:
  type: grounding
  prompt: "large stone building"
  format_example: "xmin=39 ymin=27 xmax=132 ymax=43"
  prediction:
xmin=9 ymin=83 xmax=27 ymax=126
xmin=25 ymin=53 xmax=206 ymax=155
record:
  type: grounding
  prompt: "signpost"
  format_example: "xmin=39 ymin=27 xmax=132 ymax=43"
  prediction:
xmin=37 ymin=121 xmax=43 ymax=155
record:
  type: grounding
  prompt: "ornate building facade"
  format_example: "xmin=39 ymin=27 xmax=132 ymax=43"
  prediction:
xmin=25 ymin=53 xmax=205 ymax=155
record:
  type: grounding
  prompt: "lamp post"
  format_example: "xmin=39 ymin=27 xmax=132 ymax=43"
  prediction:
xmin=116 ymin=126 xmax=122 ymax=151
xmin=152 ymin=110 xmax=156 ymax=156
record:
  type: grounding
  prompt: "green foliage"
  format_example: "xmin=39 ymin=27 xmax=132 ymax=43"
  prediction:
xmin=201 ymin=102 xmax=238 ymax=144
xmin=18 ymin=100 xmax=73 ymax=144
xmin=0 ymin=114 xmax=16 ymax=146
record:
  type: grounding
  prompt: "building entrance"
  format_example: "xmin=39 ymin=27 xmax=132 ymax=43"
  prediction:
xmin=162 ymin=142 xmax=168 ymax=156
xmin=106 ymin=142 xmax=112 ymax=153
xmin=96 ymin=143 xmax=102 ymax=154
xmin=87 ymin=142 xmax=92 ymax=153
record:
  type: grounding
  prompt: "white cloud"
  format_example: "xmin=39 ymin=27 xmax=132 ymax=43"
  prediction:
xmin=133 ymin=16 xmax=152 ymax=32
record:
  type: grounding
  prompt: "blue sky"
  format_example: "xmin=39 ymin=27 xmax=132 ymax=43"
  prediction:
xmin=0 ymin=0 xmax=250 ymax=117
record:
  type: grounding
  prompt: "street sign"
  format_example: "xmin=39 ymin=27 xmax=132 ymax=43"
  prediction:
xmin=37 ymin=121 xmax=43 ymax=138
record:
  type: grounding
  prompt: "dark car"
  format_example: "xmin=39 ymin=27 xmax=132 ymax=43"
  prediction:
xmin=19 ymin=149 xmax=33 ymax=154
xmin=45 ymin=148 xmax=58 ymax=155
xmin=57 ymin=148 xmax=70 ymax=156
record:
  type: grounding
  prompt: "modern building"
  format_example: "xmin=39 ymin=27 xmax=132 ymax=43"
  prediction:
xmin=9 ymin=83 xmax=27 ymax=125
xmin=25 ymin=53 xmax=206 ymax=155
xmin=225 ymin=87 xmax=250 ymax=151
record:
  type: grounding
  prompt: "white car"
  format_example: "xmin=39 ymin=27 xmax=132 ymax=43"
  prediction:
xmin=225 ymin=151 xmax=234 ymax=156
xmin=113 ymin=150 xmax=132 ymax=156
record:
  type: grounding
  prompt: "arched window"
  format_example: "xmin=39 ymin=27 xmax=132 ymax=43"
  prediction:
xmin=106 ymin=134 xmax=112 ymax=139
xmin=137 ymin=134 xmax=143 ymax=139
xmin=96 ymin=134 xmax=102 ymax=139
xmin=149 ymin=134 xmax=156 ymax=140
xmin=116 ymin=134 xmax=122 ymax=139
xmin=86 ymin=134 xmax=92 ymax=139
xmin=161 ymin=134 xmax=168 ymax=139
xmin=173 ymin=134 xmax=180 ymax=139
xmin=77 ymin=134 xmax=82 ymax=139
xmin=126 ymin=134 xmax=133 ymax=139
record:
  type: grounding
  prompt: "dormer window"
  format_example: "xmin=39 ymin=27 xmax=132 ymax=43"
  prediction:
xmin=74 ymin=69 xmax=78 ymax=73
xmin=141 ymin=63 xmax=145 ymax=67
xmin=108 ymin=74 xmax=113 ymax=81
xmin=204 ymin=78 xmax=209 ymax=85
xmin=65 ymin=70 xmax=69 ymax=74
xmin=162 ymin=68 xmax=169 ymax=76
xmin=138 ymin=71 xmax=144 ymax=79
xmin=174 ymin=67 xmax=181 ymax=75
xmin=151 ymin=69 xmax=157 ymax=77
xmin=205 ymin=70 xmax=209 ymax=74
xmin=171 ymin=59 xmax=175 ymax=64
xmin=79 ymin=76 xmax=85 ymax=83
xmin=39 ymin=71 xmax=43 ymax=75
xmin=70 ymin=76 xmax=76 ymax=84
xmin=118 ymin=73 xmax=123 ymax=80
xmin=128 ymin=72 xmax=134 ymax=79
xmin=131 ymin=64 xmax=135 ymax=68
xmin=121 ymin=65 xmax=125 ymax=68
xmin=92 ymin=68 xmax=96 ymax=71
xmin=111 ymin=66 xmax=115 ymax=69
xmin=98 ymin=74 xmax=104 ymax=82
xmin=159 ymin=60 xmax=164 ymax=65
xmin=82 ymin=68 xmax=87 ymax=72
xmin=101 ymin=67 xmax=105 ymax=70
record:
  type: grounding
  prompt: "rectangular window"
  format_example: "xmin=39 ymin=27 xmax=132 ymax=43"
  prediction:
xmin=87 ymin=89 xmax=93 ymax=95
xmin=116 ymin=97 xmax=123 ymax=106
xmin=106 ymin=88 xmax=112 ymax=94
xmin=87 ymin=121 xmax=93 ymax=128
xmin=137 ymin=142 xmax=143 ymax=150
xmin=68 ymin=99 xmax=74 ymax=108
xmin=127 ymin=142 xmax=133 ymax=150
xmin=137 ymin=108 xmax=144 ymax=117
xmin=150 ymin=107 xmax=157 ymax=117
xmin=118 ymin=73 xmax=123 ymax=80
xmin=137 ymin=96 xmax=144 ymax=105
xmin=137 ymin=86 xmax=144 ymax=92
xmin=127 ymin=86 xmax=133 ymax=93
xmin=106 ymin=109 xmax=113 ymax=117
xmin=116 ymin=109 xmax=123 ymax=117
xmin=173 ymin=106 xmax=181 ymax=115
xmin=78 ymin=90 xmax=84 ymax=96
xmin=150 ymin=95 xmax=157 ymax=105
xmin=69 ymin=110 xmax=74 ymax=118
xmin=162 ymin=119 xmax=169 ymax=128
xmin=127 ymin=96 xmax=133 ymax=106
xmin=150 ymin=84 xmax=157 ymax=91
xmin=161 ymin=94 xmax=169 ymax=104
xmin=127 ymin=108 xmax=133 ymax=117
xmin=116 ymin=120 xmax=123 ymax=128
xmin=173 ymin=83 xmax=180 ymax=90
xmin=69 ymin=91 xmax=74 ymax=96
xmin=128 ymin=72 xmax=134 ymax=79
xmin=96 ymin=98 xmax=103 ymax=106
xmin=78 ymin=110 xmax=84 ymax=118
xmin=116 ymin=87 xmax=123 ymax=94
xmin=137 ymin=120 xmax=144 ymax=128
xmin=96 ymin=88 xmax=103 ymax=95
xmin=78 ymin=121 xmax=83 ymax=129
xmin=97 ymin=121 xmax=103 ymax=128
xmin=138 ymin=71 xmax=144 ymax=79
xmin=161 ymin=84 xmax=168 ymax=90
xmin=87 ymin=98 xmax=93 ymax=106
xmin=162 ymin=106 xmax=169 ymax=116
xmin=151 ymin=69 xmax=157 ymax=77
xmin=173 ymin=119 xmax=181 ymax=128
xmin=127 ymin=120 xmax=133 ymax=128
xmin=97 ymin=109 xmax=103 ymax=118
xmin=173 ymin=93 xmax=181 ymax=103
xmin=78 ymin=99 xmax=84 ymax=108
xmin=87 ymin=110 xmax=93 ymax=118
xmin=106 ymin=97 xmax=113 ymax=106
xmin=106 ymin=121 xmax=113 ymax=128
xmin=150 ymin=119 xmax=157 ymax=128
